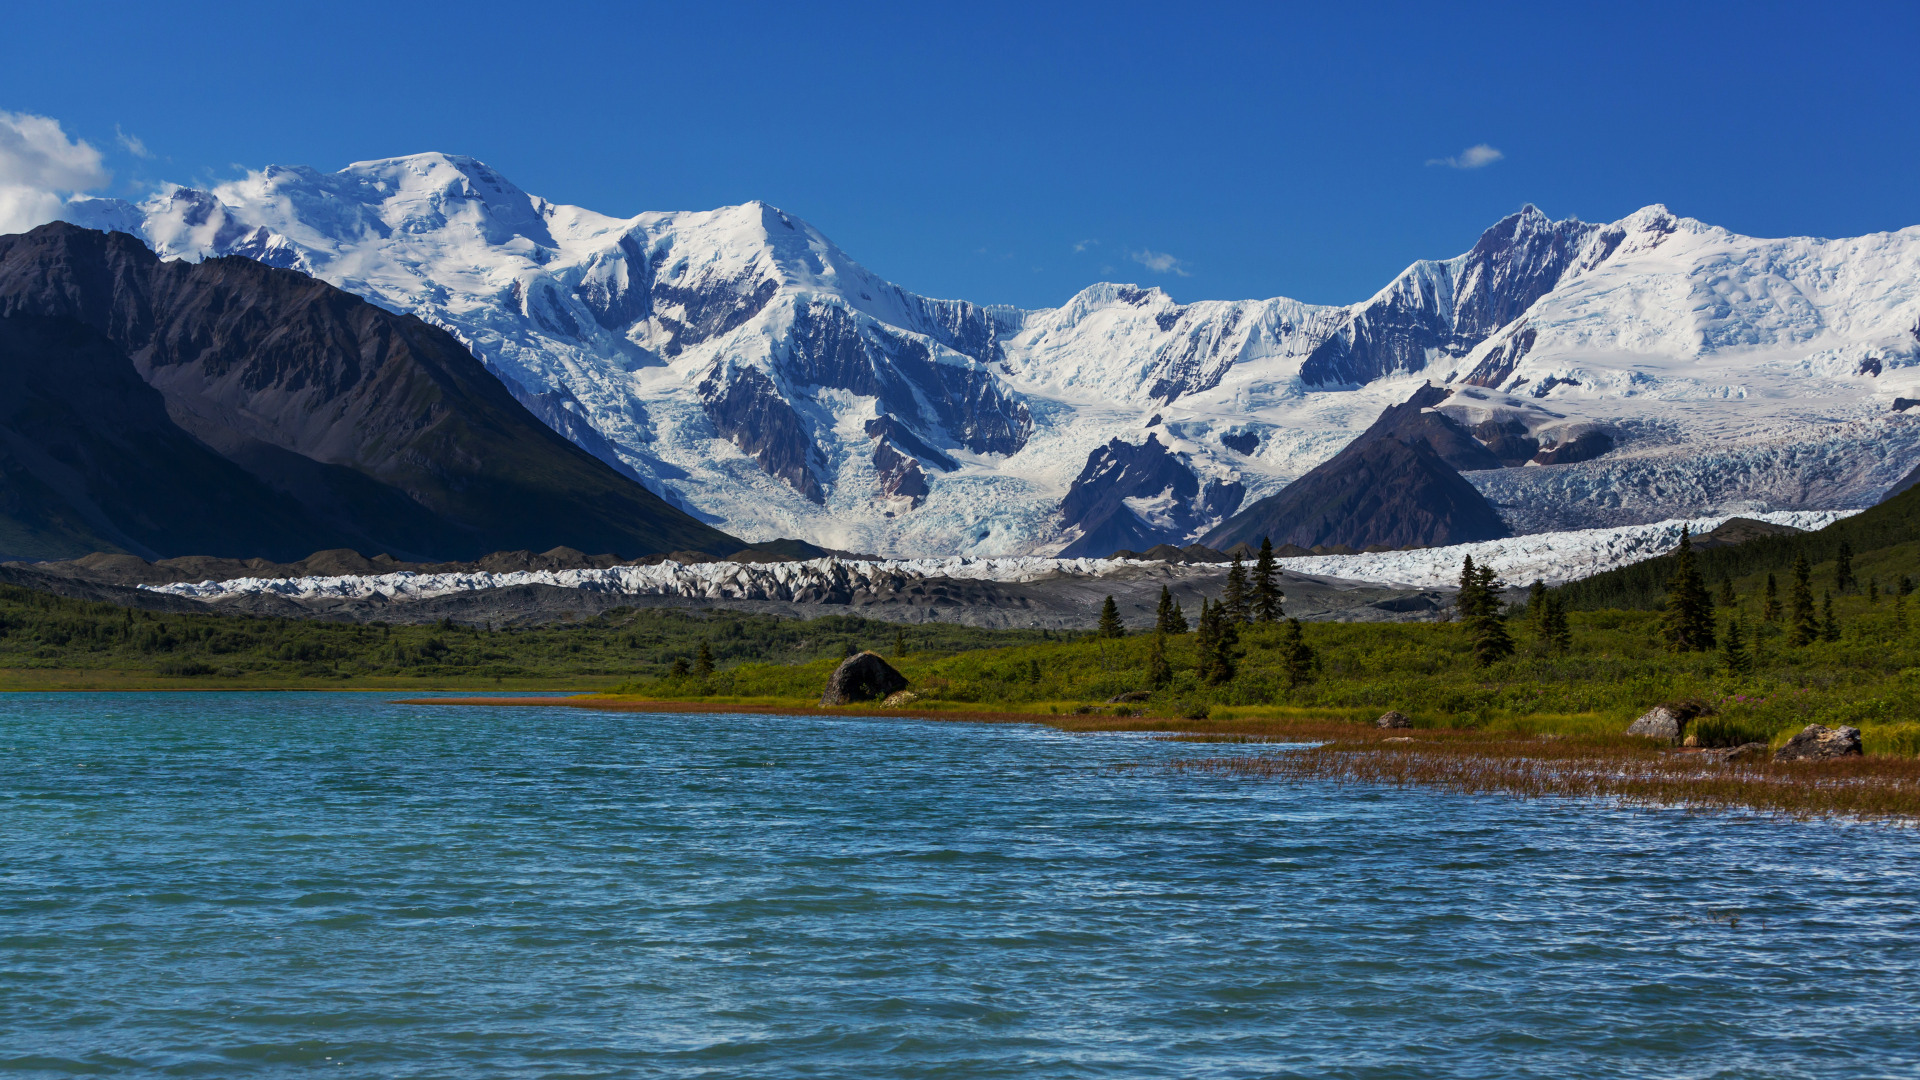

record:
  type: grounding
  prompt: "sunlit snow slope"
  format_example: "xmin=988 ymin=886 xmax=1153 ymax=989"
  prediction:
xmin=63 ymin=156 xmax=1920 ymax=555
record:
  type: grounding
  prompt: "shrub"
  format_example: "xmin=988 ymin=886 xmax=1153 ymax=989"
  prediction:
xmin=1691 ymin=715 xmax=1776 ymax=748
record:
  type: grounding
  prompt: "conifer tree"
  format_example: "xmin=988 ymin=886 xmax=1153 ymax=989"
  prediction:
xmin=1279 ymin=618 xmax=1316 ymax=688
xmin=1659 ymin=526 xmax=1715 ymax=652
xmin=1193 ymin=599 xmax=1214 ymax=677
xmin=694 ymin=640 xmax=715 ymax=677
xmin=1718 ymin=577 xmax=1736 ymax=607
xmin=1902 ymin=574 xmax=1915 ymax=598
xmin=1527 ymin=579 xmax=1548 ymax=637
xmin=1146 ymin=629 xmax=1172 ymax=688
xmin=1224 ymin=554 xmax=1251 ymax=623
xmin=1762 ymin=573 xmax=1781 ymax=621
xmin=1458 ymin=555 xmax=1480 ymax=618
xmin=1168 ymin=599 xmax=1189 ymax=635
xmin=1155 ymin=586 xmax=1176 ymax=635
xmin=1543 ymin=595 xmax=1573 ymax=654
xmin=1836 ymin=540 xmax=1856 ymax=593
xmin=1822 ymin=590 xmax=1839 ymax=643
xmin=1098 ymin=595 xmax=1125 ymax=638
xmin=1720 ymin=614 xmax=1752 ymax=678
xmin=1869 ymin=578 xmax=1880 ymax=605
xmin=1252 ymin=538 xmax=1282 ymax=623
xmin=895 ymin=627 xmax=907 ymax=657
xmin=1205 ymin=607 xmax=1241 ymax=685
xmin=1027 ymin=658 xmax=1042 ymax=683
xmin=669 ymin=657 xmax=690 ymax=678
xmin=1788 ymin=554 xmax=1817 ymax=646
xmin=1458 ymin=556 xmax=1513 ymax=665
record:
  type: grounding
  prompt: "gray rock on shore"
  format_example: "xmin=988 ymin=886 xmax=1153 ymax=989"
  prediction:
xmin=1772 ymin=724 xmax=1864 ymax=762
xmin=821 ymin=651 xmax=910 ymax=706
xmin=1627 ymin=701 xmax=1710 ymax=741
xmin=1627 ymin=706 xmax=1684 ymax=740
xmin=1377 ymin=711 xmax=1412 ymax=729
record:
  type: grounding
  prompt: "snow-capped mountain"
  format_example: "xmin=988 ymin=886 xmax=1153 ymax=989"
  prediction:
xmin=60 ymin=154 xmax=1920 ymax=555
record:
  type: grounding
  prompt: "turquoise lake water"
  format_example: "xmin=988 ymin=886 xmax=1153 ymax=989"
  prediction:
xmin=2 ymin=692 xmax=1916 ymax=1078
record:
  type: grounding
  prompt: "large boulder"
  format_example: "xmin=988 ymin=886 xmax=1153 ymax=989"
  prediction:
xmin=820 ymin=651 xmax=909 ymax=706
xmin=1627 ymin=700 xmax=1710 ymax=741
xmin=1377 ymin=711 xmax=1412 ymax=729
xmin=1773 ymin=724 xmax=1864 ymax=762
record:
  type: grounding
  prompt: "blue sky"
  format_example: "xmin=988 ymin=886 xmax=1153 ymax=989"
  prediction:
xmin=2 ymin=0 xmax=1915 ymax=308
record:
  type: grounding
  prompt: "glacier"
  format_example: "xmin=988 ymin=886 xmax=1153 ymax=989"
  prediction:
xmin=142 ymin=511 xmax=1851 ymax=604
xmin=61 ymin=155 xmax=1920 ymax=556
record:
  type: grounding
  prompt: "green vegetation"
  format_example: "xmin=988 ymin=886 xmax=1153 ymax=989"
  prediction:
xmin=607 ymin=562 xmax=1920 ymax=758
xmin=1560 ymin=484 xmax=1920 ymax=610
xmin=0 ymin=583 xmax=1048 ymax=689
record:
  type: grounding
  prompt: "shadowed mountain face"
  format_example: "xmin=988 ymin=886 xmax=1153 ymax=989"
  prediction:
xmin=1057 ymin=434 xmax=1244 ymax=558
xmin=1203 ymin=386 xmax=1510 ymax=551
xmin=0 ymin=223 xmax=740 ymax=562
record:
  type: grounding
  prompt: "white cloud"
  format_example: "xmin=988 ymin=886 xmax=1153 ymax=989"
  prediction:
xmin=1129 ymin=248 xmax=1190 ymax=277
xmin=0 ymin=110 xmax=108 ymax=233
xmin=1427 ymin=143 xmax=1505 ymax=169
xmin=1072 ymin=238 xmax=1097 ymax=253
xmin=115 ymin=124 xmax=151 ymax=159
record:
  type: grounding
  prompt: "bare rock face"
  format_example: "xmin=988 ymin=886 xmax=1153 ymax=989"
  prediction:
xmin=1377 ymin=711 xmax=1412 ymax=729
xmin=821 ymin=651 xmax=909 ymax=706
xmin=1773 ymin=724 xmax=1864 ymax=762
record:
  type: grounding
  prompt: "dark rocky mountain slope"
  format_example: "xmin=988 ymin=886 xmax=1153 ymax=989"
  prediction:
xmin=0 ymin=223 xmax=740 ymax=562
xmin=1203 ymin=385 xmax=1510 ymax=551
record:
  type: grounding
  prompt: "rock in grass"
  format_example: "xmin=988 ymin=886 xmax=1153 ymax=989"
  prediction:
xmin=1627 ymin=700 xmax=1710 ymax=740
xmin=882 ymin=690 xmax=918 ymax=707
xmin=820 ymin=651 xmax=910 ymax=706
xmin=1772 ymin=724 xmax=1864 ymax=762
xmin=1377 ymin=710 xmax=1412 ymax=729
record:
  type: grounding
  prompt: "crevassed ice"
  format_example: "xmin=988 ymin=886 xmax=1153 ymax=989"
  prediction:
xmin=140 ymin=511 xmax=1856 ymax=603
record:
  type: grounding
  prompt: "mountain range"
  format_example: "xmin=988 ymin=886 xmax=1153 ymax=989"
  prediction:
xmin=52 ymin=153 xmax=1920 ymax=557
xmin=0 ymin=223 xmax=740 ymax=562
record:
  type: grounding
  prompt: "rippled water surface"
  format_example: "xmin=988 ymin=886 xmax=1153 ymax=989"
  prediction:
xmin=3 ymin=693 xmax=1917 ymax=1078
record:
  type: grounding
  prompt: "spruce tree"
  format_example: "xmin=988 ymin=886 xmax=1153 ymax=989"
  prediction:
xmin=1280 ymin=618 xmax=1315 ymax=688
xmin=1252 ymin=538 xmax=1282 ymax=623
xmin=669 ymin=657 xmax=690 ymax=678
xmin=1155 ymin=586 xmax=1176 ymax=634
xmin=1821 ymin=590 xmax=1839 ymax=643
xmin=1762 ymin=573 xmax=1781 ymax=621
xmin=1869 ymin=578 xmax=1880 ymax=605
xmin=1098 ymin=595 xmax=1125 ymax=638
xmin=694 ymin=640 xmax=715 ymax=677
xmin=1527 ymin=579 xmax=1548 ymax=637
xmin=1720 ymin=614 xmax=1752 ymax=678
xmin=1836 ymin=540 xmax=1856 ymax=593
xmin=1146 ymin=630 xmax=1172 ymax=689
xmin=1224 ymin=554 xmax=1251 ymax=623
xmin=1544 ymin=595 xmax=1572 ymax=654
xmin=1168 ymin=599 xmax=1189 ymax=635
xmin=1459 ymin=557 xmax=1513 ymax=666
xmin=1902 ymin=575 xmax=1915 ymax=598
xmin=1206 ymin=608 xmax=1241 ymax=685
xmin=1659 ymin=526 xmax=1715 ymax=652
xmin=1718 ymin=577 xmax=1736 ymax=607
xmin=1788 ymin=553 xmax=1817 ymax=646
xmin=1458 ymin=555 xmax=1480 ymax=615
xmin=1193 ymin=599 xmax=1214 ymax=678
xmin=895 ymin=627 xmax=907 ymax=657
